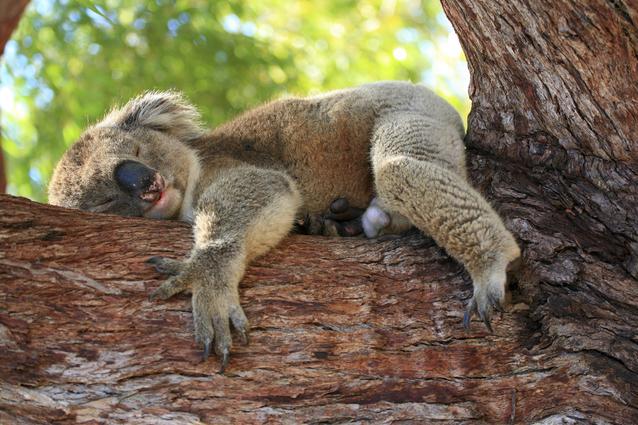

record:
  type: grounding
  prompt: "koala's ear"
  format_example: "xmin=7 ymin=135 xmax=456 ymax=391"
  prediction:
xmin=98 ymin=91 xmax=204 ymax=141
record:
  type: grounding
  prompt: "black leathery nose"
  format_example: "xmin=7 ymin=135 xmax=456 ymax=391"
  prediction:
xmin=114 ymin=160 xmax=156 ymax=194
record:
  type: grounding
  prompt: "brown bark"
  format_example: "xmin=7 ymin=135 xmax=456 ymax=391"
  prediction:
xmin=0 ymin=0 xmax=30 ymax=194
xmin=1 ymin=0 xmax=638 ymax=423
xmin=441 ymin=0 xmax=638 ymax=420
xmin=2 ymin=195 xmax=635 ymax=424
xmin=0 ymin=1 xmax=27 ymax=55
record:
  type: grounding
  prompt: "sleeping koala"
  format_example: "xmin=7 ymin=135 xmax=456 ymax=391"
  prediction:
xmin=48 ymin=81 xmax=520 ymax=372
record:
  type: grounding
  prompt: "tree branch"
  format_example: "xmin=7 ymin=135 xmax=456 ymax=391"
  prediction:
xmin=0 ymin=195 xmax=635 ymax=423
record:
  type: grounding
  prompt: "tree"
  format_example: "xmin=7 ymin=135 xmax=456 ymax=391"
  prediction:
xmin=1 ymin=1 xmax=637 ymax=424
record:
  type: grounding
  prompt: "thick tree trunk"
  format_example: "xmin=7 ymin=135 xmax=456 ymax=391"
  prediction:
xmin=442 ymin=0 xmax=638 ymax=421
xmin=1 ymin=0 xmax=637 ymax=423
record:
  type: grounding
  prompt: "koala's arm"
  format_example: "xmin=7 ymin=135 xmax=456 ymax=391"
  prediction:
xmin=149 ymin=165 xmax=301 ymax=372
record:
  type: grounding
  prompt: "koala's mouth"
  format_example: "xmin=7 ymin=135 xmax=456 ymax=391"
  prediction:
xmin=140 ymin=173 xmax=166 ymax=204
xmin=142 ymin=174 xmax=182 ymax=219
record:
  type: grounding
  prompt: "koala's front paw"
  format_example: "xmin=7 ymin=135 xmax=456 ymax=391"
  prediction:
xmin=463 ymin=272 xmax=506 ymax=332
xmin=192 ymin=287 xmax=249 ymax=373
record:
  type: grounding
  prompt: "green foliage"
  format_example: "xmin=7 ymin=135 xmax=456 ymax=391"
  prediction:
xmin=1 ymin=0 xmax=470 ymax=202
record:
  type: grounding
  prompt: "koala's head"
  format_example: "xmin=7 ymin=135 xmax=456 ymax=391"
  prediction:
xmin=48 ymin=91 xmax=203 ymax=219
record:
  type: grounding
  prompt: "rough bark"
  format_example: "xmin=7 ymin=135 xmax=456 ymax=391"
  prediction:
xmin=441 ymin=0 xmax=638 ymax=421
xmin=1 ymin=0 xmax=638 ymax=423
xmin=2 ymin=195 xmax=635 ymax=425
xmin=0 ymin=0 xmax=30 ymax=193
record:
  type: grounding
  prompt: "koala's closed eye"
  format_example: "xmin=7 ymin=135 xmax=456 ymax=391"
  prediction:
xmin=89 ymin=199 xmax=117 ymax=213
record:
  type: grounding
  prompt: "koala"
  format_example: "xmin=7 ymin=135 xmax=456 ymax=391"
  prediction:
xmin=49 ymin=81 xmax=520 ymax=372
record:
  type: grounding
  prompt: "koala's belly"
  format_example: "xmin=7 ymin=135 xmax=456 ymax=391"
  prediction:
xmin=278 ymin=95 xmax=378 ymax=214
xmin=286 ymin=142 xmax=375 ymax=215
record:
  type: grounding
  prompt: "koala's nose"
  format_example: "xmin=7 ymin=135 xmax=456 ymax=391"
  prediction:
xmin=114 ymin=160 xmax=160 ymax=197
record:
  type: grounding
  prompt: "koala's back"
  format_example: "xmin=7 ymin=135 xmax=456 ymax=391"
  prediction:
xmin=193 ymin=81 xmax=465 ymax=214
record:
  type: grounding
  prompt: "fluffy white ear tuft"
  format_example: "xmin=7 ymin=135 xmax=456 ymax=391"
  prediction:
xmin=98 ymin=91 xmax=204 ymax=141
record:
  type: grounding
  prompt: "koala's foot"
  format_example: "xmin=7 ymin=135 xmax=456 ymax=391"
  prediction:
xmin=192 ymin=286 xmax=249 ymax=373
xmin=146 ymin=256 xmax=184 ymax=276
xmin=148 ymin=264 xmax=250 ymax=373
xmin=297 ymin=197 xmax=364 ymax=237
xmin=463 ymin=268 xmax=507 ymax=332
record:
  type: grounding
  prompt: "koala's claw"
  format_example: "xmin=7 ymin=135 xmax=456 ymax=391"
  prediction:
xmin=202 ymin=339 xmax=213 ymax=362
xmin=482 ymin=313 xmax=494 ymax=333
xmin=463 ymin=300 xmax=474 ymax=329
xmin=219 ymin=349 xmax=230 ymax=374
xmin=490 ymin=293 xmax=505 ymax=312
xmin=200 ymin=337 xmax=231 ymax=374
xmin=237 ymin=329 xmax=249 ymax=346
xmin=192 ymin=290 xmax=249 ymax=374
xmin=463 ymin=293 xmax=501 ymax=333
xmin=146 ymin=256 xmax=184 ymax=276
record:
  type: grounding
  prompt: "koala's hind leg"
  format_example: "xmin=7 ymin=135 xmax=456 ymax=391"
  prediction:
xmin=370 ymin=114 xmax=520 ymax=330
